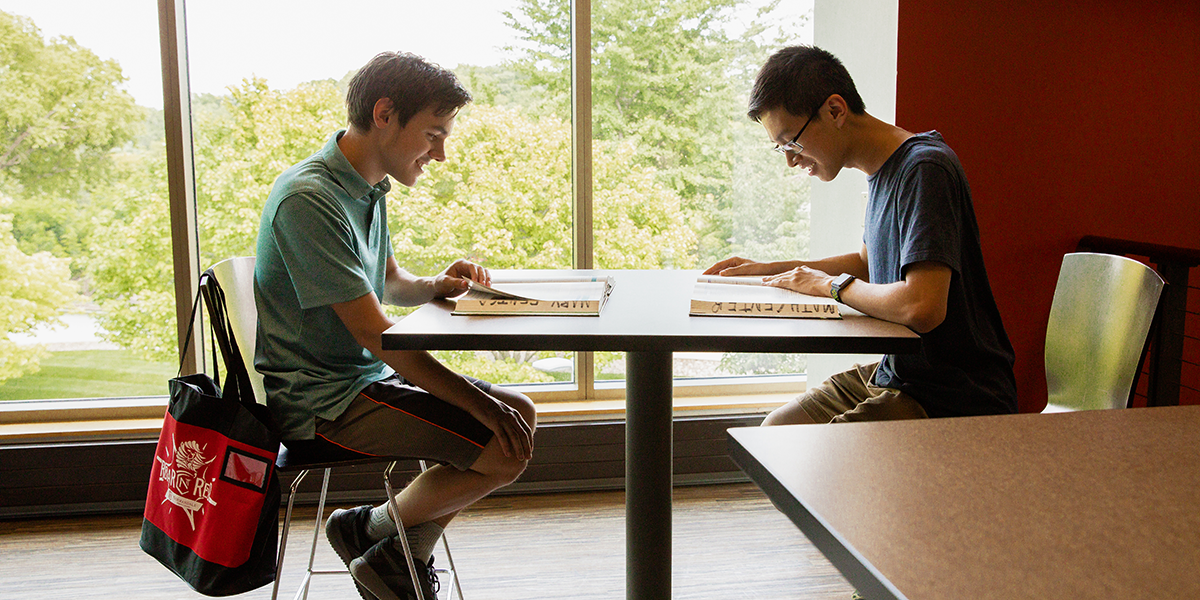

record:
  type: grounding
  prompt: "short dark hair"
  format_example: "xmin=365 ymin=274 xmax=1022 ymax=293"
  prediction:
xmin=345 ymin=52 xmax=472 ymax=132
xmin=747 ymin=45 xmax=866 ymax=122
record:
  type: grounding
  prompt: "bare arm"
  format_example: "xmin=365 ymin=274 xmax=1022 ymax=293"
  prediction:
xmin=704 ymin=251 xmax=870 ymax=281
xmin=382 ymin=256 xmax=491 ymax=306
xmin=765 ymin=257 xmax=951 ymax=333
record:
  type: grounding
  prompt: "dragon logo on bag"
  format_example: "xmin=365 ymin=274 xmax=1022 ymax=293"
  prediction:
xmin=155 ymin=436 xmax=218 ymax=530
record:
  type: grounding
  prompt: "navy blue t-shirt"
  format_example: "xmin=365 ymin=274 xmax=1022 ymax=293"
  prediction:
xmin=864 ymin=131 xmax=1017 ymax=417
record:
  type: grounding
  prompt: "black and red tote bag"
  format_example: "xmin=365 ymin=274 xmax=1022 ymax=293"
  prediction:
xmin=140 ymin=270 xmax=280 ymax=596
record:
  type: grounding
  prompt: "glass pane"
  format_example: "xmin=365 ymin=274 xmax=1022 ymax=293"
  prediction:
xmin=507 ymin=0 xmax=815 ymax=382
xmin=185 ymin=0 xmax=575 ymax=388
xmin=0 ymin=1 xmax=176 ymax=401
xmin=594 ymin=352 xmax=807 ymax=383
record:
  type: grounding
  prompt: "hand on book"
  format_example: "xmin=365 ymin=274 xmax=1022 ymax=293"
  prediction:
xmin=763 ymin=265 xmax=834 ymax=299
xmin=433 ymin=259 xmax=492 ymax=299
xmin=704 ymin=256 xmax=777 ymax=277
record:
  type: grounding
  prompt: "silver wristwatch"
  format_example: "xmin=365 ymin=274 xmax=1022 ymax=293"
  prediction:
xmin=830 ymin=273 xmax=856 ymax=303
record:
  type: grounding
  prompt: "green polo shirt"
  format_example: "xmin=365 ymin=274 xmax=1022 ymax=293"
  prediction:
xmin=254 ymin=130 xmax=394 ymax=440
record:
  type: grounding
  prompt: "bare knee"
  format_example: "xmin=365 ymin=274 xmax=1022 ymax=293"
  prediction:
xmin=496 ymin=455 xmax=528 ymax=486
xmin=493 ymin=386 xmax=537 ymax=430
xmin=761 ymin=400 xmax=817 ymax=426
xmin=483 ymin=453 xmax=527 ymax=489
xmin=472 ymin=438 xmax=529 ymax=487
xmin=475 ymin=387 xmax=535 ymax=487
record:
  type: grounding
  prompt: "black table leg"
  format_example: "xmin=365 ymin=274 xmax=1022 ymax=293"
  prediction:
xmin=626 ymin=351 xmax=673 ymax=600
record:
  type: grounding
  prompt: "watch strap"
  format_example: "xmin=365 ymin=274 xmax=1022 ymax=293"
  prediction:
xmin=830 ymin=273 xmax=856 ymax=303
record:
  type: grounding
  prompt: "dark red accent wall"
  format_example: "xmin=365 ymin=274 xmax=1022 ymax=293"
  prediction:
xmin=896 ymin=1 xmax=1200 ymax=411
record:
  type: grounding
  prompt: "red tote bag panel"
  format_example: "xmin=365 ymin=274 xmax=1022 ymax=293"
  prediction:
xmin=144 ymin=414 xmax=275 ymax=568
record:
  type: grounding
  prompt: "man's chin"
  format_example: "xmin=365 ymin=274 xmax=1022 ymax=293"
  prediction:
xmin=815 ymin=167 xmax=841 ymax=182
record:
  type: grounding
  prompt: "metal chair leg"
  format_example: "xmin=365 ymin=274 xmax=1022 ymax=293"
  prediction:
xmin=276 ymin=461 xmax=463 ymax=600
xmin=293 ymin=468 xmax=333 ymax=600
xmin=272 ymin=468 xmax=310 ymax=600
xmin=383 ymin=461 xmax=427 ymax=600
xmin=437 ymin=529 xmax=463 ymax=600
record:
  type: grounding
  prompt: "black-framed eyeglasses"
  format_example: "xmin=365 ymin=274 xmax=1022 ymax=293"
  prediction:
xmin=773 ymin=109 xmax=818 ymax=155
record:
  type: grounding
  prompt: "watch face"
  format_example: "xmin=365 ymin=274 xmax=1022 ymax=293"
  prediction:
xmin=831 ymin=273 xmax=854 ymax=302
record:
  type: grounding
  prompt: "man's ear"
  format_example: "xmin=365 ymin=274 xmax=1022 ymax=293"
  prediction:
xmin=372 ymin=97 xmax=395 ymax=129
xmin=826 ymin=94 xmax=850 ymax=127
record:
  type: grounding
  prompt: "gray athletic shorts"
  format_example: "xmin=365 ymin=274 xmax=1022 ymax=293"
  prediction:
xmin=307 ymin=374 xmax=495 ymax=471
xmin=799 ymin=362 xmax=929 ymax=423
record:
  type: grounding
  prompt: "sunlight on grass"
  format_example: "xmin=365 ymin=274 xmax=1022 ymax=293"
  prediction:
xmin=0 ymin=350 xmax=176 ymax=401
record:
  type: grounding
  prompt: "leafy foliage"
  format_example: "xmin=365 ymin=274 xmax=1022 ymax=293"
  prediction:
xmin=0 ymin=211 xmax=78 ymax=382
xmin=0 ymin=11 xmax=142 ymax=261
xmin=502 ymin=0 xmax=808 ymax=265
xmin=433 ymin=351 xmax=558 ymax=385
xmin=193 ymin=78 xmax=347 ymax=264
xmin=84 ymin=149 xmax=177 ymax=361
xmin=85 ymin=78 xmax=346 ymax=361
xmin=85 ymin=83 xmax=698 ymax=362
xmin=391 ymin=104 xmax=697 ymax=273
xmin=7 ymin=2 xmax=815 ymax=383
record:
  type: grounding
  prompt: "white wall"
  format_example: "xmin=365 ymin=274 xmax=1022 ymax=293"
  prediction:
xmin=807 ymin=0 xmax=899 ymax=384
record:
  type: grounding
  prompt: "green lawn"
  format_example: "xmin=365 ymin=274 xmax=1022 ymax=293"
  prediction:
xmin=0 ymin=350 xmax=176 ymax=401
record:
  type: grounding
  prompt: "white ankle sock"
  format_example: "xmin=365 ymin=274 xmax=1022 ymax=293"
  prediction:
xmin=366 ymin=503 xmax=398 ymax=541
xmin=366 ymin=504 xmax=444 ymax=562
xmin=399 ymin=521 xmax=444 ymax=563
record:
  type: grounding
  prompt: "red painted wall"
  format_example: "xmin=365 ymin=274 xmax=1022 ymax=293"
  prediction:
xmin=895 ymin=1 xmax=1200 ymax=411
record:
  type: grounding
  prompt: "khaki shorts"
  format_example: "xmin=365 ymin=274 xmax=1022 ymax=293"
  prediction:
xmin=304 ymin=374 xmax=495 ymax=471
xmin=799 ymin=362 xmax=929 ymax=424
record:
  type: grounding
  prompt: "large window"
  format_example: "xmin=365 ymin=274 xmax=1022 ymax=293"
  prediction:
xmin=0 ymin=1 xmax=174 ymax=403
xmin=2 ymin=0 xmax=833 ymax=413
xmin=182 ymin=0 xmax=815 ymax=402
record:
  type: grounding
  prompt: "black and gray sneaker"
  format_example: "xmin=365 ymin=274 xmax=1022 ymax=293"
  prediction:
xmin=350 ymin=537 xmax=439 ymax=600
xmin=325 ymin=505 xmax=378 ymax=600
xmin=422 ymin=555 xmax=441 ymax=598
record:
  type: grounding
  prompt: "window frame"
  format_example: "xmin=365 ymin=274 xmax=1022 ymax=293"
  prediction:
xmin=1 ymin=0 xmax=902 ymax=436
xmin=168 ymin=0 xmax=808 ymax=407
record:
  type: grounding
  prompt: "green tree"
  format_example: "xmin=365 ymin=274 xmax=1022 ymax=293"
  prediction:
xmin=504 ymin=0 xmax=748 ymax=200
xmin=0 ymin=208 xmax=78 ymax=382
xmin=502 ymin=0 xmax=809 ymax=266
xmin=85 ymin=78 xmax=345 ymax=361
xmin=85 ymin=150 xmax=177 ymax=361
xmin=192 ymin=77 xmax=346 ymax=264
xmin=389 ymin=104 xmax=697 ymax=273
xmin=0 ymin=10 xmax=142 ymax=261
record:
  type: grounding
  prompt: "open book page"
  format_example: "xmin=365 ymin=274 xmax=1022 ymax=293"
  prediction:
xmin=690 ymin=277 xmax=841 ymax=319
xmin=694 ymin=274 xmax=771 ymax=287
xmin=453 ymin=276 xmax=615 ymax=316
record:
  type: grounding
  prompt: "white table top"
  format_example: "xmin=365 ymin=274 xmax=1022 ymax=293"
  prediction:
xmin=729 ymin=405 xmax=1200 ymax=600
xmin=383 ymin=269 xmax=919 ymax=354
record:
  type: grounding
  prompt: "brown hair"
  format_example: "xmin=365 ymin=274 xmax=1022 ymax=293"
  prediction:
xmin=345 ymin=51 xmax=472 ymax=132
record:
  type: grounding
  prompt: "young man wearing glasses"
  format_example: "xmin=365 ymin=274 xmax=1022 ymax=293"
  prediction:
xmin=706 ymin=45 xmax=1017 ymax=425
xmin=255 ymin=52 xmax=536 ymax=600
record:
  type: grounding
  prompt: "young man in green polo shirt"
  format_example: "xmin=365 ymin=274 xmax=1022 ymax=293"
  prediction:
xmin=255 ymin=52 xmax=536 ymax=600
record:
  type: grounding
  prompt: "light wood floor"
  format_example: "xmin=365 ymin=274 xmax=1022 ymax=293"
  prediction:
xmin=0 ymin=483 xmax=855 ymax=600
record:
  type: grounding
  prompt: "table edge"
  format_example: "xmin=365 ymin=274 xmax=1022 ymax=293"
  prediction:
xmin=726 ymin=427 xmax=907 ymax=600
